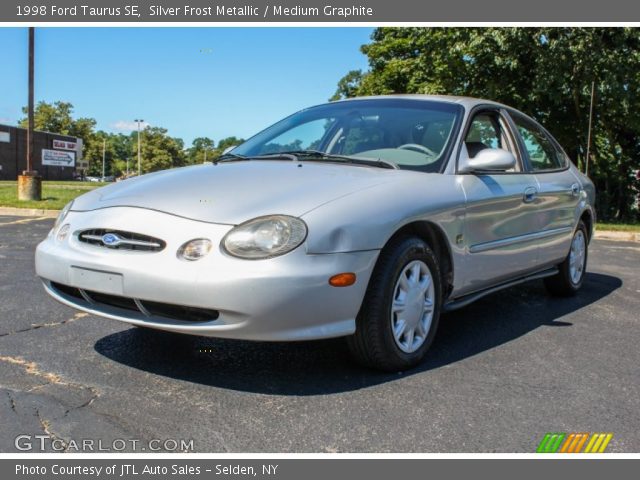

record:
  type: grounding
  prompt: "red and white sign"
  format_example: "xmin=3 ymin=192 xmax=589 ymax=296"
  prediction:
xmin=53 ymin=139 xmax=77 ymax=150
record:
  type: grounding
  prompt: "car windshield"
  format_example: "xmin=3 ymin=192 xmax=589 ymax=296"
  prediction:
xmin=230 ymin=98 xmax=463 ymax=172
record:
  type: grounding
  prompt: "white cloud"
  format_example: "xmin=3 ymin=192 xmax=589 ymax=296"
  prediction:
xmin=0 ymin=117 xmax=14 ymax=125
xmin=110 ymin=120 xmax=150 ymax=132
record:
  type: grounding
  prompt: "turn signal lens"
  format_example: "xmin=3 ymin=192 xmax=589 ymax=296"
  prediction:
xmin=329 ymin=272 xmax=356 ymax=287
xmin=50 ymin=200 xmax=73 ymax=237
xmin=178 ymin=238 xmax=212 ymax=261
xmin=54 ymin=201 xmax=73 ymax=230
xmin=56 ymin=224 xmax=70 ymax=242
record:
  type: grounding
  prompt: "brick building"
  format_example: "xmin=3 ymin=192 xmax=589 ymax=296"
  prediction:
xmin=0 ymin=124 xmax=86 ymax=180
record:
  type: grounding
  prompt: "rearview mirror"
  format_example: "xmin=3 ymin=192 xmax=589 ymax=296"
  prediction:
xmin=458 ymin=148 xmax=516 ymax=173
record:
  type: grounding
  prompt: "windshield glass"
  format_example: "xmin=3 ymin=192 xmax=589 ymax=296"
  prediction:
xmin=231 ymin=98 xmax=463 ymax=172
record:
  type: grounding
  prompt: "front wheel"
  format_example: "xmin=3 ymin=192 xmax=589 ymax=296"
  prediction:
xmin=544 ymin=221 xmax=589 ymax=296
xmin=347 ymin=236 xmax=442 ymax=371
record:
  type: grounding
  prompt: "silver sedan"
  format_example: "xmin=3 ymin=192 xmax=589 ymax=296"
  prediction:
xmin=35 ymin=95 xmax=595 ymax=371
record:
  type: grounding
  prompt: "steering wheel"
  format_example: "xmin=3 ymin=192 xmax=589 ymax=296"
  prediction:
xmin=398 ymin=143 xmax=437 ymax=157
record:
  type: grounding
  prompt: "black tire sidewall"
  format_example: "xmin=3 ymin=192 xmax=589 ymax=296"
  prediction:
xmin=543 ymin=220 xmax=589 ymax=297
xmin=565 ymin=222 xmax=589 ymax=290
xmin=372 ymin=237 xmax=442 ymax=366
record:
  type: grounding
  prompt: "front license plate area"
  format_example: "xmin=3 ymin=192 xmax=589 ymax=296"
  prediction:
xmin=69 ymin=267 xmax=124 ymax=295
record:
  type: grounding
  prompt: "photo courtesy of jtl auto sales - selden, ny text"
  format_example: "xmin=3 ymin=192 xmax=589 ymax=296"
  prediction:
xmin=0 ymin=1 xmax=639 ymax=479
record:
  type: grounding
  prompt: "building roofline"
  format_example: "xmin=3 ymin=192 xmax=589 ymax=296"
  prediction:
xmin=0 ymin=123 xmax=80 ymax=141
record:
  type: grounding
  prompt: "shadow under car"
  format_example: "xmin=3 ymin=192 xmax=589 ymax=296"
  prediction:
xmin=94 ymin=272 xmax=621 ymax=395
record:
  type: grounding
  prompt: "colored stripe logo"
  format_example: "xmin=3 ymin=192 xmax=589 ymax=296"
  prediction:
xmin=537 ymin=433 xmax=613 ymax=453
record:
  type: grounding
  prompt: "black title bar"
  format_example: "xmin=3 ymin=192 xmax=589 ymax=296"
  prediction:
xmin=2 ymin=0 xmax=640 ymax=22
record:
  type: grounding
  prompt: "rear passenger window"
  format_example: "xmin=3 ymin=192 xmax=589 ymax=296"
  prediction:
xmin=512 ymin=114 xmax=564 ymax=171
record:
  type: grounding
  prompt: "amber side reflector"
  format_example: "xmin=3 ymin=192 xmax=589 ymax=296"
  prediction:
xmin=329 ymin=272 xmax=356 ymax=287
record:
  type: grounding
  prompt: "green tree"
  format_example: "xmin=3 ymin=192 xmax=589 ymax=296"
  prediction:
xmin=20 ymin=101 xmax=96 ymax=141
xmin=133 ymin=126 xmax=185 ymax=175
xmin=83 ymin=132 xmax=137 ymax=177
xmin=212 ymin=136 xmax=244 ymax=159
xmin=20 ymin=100 xmax=97 ymax=173
xmin=333 ymin=27 xmax=640 ymax=221
xmin=330 ymin=70 xmax=365 ymax=101
xmin=84 ymin=131 xmax=115 ymax=177
xmin=186 ymin=137 xmax=216 ymax=164
xmin=19 ymin=100 xmax=200 ymax=178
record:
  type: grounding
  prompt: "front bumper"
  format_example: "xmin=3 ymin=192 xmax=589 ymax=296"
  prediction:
xmin=35 ymin=207 xmax=378 ymax=341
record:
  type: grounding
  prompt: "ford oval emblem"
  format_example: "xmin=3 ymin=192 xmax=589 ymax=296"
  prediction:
xmin=102 ymin=233 xmax=121 ymax=246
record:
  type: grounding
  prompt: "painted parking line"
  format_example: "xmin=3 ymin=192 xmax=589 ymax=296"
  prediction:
xmin=0 ymin=216 xmax=51 ymax=226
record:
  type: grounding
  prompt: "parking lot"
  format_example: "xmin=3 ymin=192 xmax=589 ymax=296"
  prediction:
xmin=0 ymin=214 xmax=638 ymax=452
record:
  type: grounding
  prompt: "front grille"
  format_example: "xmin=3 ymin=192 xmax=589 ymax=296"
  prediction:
xmin=78 ymin=229 xmax=166 ymax=252
xmin=54 ymin=282 xmax=84 ymax=300
xmin=141 ymin=300 xmax=220 ymax=323
xmin=50 ymin=281 xmax=219 ymax=323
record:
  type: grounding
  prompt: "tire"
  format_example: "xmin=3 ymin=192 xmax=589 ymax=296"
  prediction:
xmin=544 ymin=221 xmax=589 ymax=297
xmin=347 ymin=236 xmax=442 ymax=372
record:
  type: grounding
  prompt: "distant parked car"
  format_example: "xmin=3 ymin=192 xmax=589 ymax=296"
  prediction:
xmin=36 ymin=96 xmax=595 ymax=371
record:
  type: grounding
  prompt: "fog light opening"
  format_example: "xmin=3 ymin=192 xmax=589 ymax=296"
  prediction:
xmin=178 ymin=238 xmax=212 ymax=261
xmin=329 ymin=272 xmax=356 ymax=287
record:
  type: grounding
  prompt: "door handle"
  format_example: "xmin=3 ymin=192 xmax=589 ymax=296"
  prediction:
xmin=523 ymin=186 xmax=538 ymax=203
xmin=570 ymin=183 xmax=581 ymax=197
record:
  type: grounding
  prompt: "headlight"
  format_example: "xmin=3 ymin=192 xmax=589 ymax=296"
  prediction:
xmin=222 ymin=215 xmax=307 ymax=259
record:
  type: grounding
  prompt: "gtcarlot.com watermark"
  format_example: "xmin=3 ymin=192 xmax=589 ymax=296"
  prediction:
xmin=15 ymin=435 xmax=194 ymax=452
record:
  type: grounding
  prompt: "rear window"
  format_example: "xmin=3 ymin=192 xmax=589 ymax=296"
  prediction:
xmin=512 ymin=113 xmax=565 ymax=171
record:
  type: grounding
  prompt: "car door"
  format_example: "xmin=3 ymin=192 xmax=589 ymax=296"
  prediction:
xmin=509 ymin=111 xmax=579 ymax=269
xmin=457 ymin=108 xmax=542 ymax=295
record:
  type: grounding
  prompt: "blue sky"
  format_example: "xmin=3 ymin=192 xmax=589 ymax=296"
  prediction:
xmin=0 ymin=27 xmax=373 ymax=145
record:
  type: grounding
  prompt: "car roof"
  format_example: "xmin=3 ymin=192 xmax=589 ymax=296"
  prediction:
xmin=329 ymin=94 xmax=510 ymax=110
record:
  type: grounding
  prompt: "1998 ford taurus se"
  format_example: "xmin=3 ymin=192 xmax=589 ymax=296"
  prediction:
xmin=36 ymin=96 xmax=595 ymax=371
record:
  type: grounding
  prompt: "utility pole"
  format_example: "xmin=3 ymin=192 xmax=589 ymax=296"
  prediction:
xmin=585 ymin=81 xmax=595 ymax=177
xmin=135 ymin=119 xmax=143 ymax=176
xmin=204 ymin=147 xmax=207 ymax=163
xmin=27 ymin=28 xmax=34 ymax=173
xmin=18 ymin=27 xmax=41 ymax=201
xmin=101 ymin=137 xmax=106 ymax=180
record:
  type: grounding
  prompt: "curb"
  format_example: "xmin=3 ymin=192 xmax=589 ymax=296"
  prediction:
xmin=594 ymin=230 xmax=640 ymax=243
xmin=0 ymin=207 xmax=60 ymax=218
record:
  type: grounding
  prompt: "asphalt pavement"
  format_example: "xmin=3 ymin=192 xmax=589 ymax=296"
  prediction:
xmin=0 ymin=215 xmax=638 ymax=452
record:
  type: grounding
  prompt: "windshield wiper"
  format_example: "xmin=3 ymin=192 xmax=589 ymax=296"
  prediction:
xmin=275 ymin=150 xmax=398 ymax=170
xmin=214 ymin=152 xmax=247 ymax=163
xmin=215 ymin=150 xmax=398 ymax=169
xmin=246 ymin=153 xmax=300 ymax=162
xmin=215 ymin=152 xmax=300 ymax=163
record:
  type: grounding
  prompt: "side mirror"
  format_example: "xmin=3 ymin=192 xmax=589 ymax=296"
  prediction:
xmin=459 ymin=148 xmax=516 ymax=173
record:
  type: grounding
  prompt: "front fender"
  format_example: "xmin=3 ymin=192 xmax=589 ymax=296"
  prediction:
xmin=301 ymin=174 xmax=466 ymax=254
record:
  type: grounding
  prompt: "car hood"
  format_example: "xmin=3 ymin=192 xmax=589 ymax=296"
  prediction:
xmin=72 ymin=161 xmax=403 ymax=225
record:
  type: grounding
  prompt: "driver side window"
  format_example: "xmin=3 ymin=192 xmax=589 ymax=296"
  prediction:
xmin=464 ymin=111 xmax=519 ymax=171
